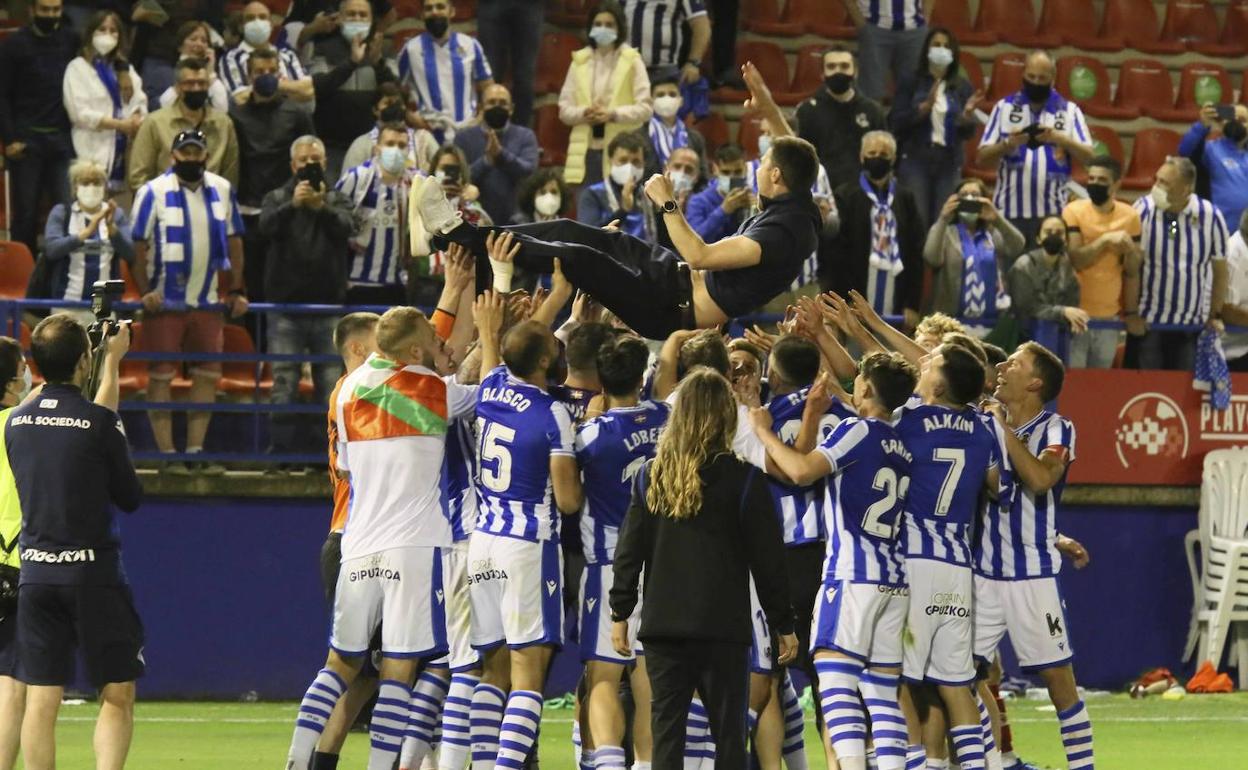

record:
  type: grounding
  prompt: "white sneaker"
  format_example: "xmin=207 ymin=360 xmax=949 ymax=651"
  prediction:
xmin=415 ymin=175 xmax=462 ymax=235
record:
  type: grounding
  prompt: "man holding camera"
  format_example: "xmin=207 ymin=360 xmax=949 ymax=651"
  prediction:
xmin=1179 ymin=102 xmax=1248 ymax=233
xmin=4 ymin=315 xmax=142 ymax=770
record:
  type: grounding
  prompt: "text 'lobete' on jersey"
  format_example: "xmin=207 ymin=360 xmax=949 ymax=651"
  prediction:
xmin=817 ymin=416 xmax=912 ymax=586
xmin=334 ymin=353 xmax=477 ymax=560
xmin=575 ymin=400 xmax=671 ymax=564
xmin=5 ymin=384 xmax=142 ymax=586
xmin=893 ymin=401 xmax=1002 ymax=567
xmin=474 ymin=365 xmax=576 ymax=543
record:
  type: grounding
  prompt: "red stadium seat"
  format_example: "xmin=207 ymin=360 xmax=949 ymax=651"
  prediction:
xmin=1122 ymin=127 xmax=1182 ymax=190
xmin=737 ymin=114 xmax=763 ymax=160
xmin=1161 ymin=0 xmax=1243 ymax=55
xmin=1102 ymin=0 xmax=1186 ymax=55
xmin=789 ymin=44 xmax=826 ymax=101
xmin=1216 ymin=1 xmax=1248 ymax=58
xmin=744 ymin=0 xmax=802 ymax=37
xmin=1114 ymin=58 xmax=1179 ymax=122
xmin=1170 ymin=62 xmax=1234 ymax=122
xmin=693 ymin=112 xmax=729 ymax=156
xmin=452 ymin=0 xmax=476 ymax=21
xmin=220 ymin=324 xmax=273 ymax=396
xmin=533 ymin=104 xmax=570 ymax=167
xmin=119 ymin=321 xmax=146 ymax=396
xmin=975 ymin=0 xmax=1059 ymax=48
xmin=786 ymin=0 xmax=856 ymax=40
xmin=1074 ymin=125 xmax=1127 ymax=184
xmin=712 ymin=41 xmax=796 ymax=106
xmin=1039 ymin=0 xmax=1119 ymax=51
xmin=0 ymin=241 xmax=33 ymax=299
xmin=985 ymin=53 xmax=1026 ymax=105
xmin=391 ymin=0 xmax=421 ymax=16
xmin=959 ymin=52 xmax=984 ymax=92
xmin=930 ymin=0 xmax=996 ymax=46
xmin=1055 ymin=56 xmax=1139 ymax=120
xmin=533 ymin=32 xmax=580 ymax=95
xmin=389 ymin=26 xmax=423 ymax=58
xmin=962 ymin=126 xmax=997 ymax=185
xmin=118 ymin=261 xmax=141 ymax=301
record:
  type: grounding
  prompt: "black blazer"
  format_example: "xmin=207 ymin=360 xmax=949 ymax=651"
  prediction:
xmin=823 ymin=179 xmax=927 ymax=314
xmin=610 ymin=453 xmax=795 ymax=645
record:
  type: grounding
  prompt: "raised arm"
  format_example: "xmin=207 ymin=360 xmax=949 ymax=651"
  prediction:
xmin=473 ymin=290 xmax=505 ymax=373
xmin=748 ymin=406 xmax=833 ymax=486
xmin=847 ymin=290 xmax=927 ymax=364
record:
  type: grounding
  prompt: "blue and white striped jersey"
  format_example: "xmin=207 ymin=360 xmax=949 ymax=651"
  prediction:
xmin=218 ymin=42 xmax=307 ymax=94
xmin=894 ymin=402 xmax=1001 ymax=566
xmin=976 ymin=410 xmax=1076 ymax=579
xmin=474 ymin=366 xmax=576 ymax=543
xmin=397 ymin=31 xmax=493 ymax=127
xmin=816 ymin=417 xmax=912 ymax=585
xmin=130 ymin=170 xmax=242 ymax=308
xmin=857 ymin=0 xmax=926 ymax=30
xmin=334 ymin=161 xmax=408 ymax=287
xmin=765 ymin=389 xmax=856 ymax=546
xmin=550 ymin=384 xmax=599 ymax=424
xmin=442 ymin=413 xmax=478 ymax=543
xmin=1134 ymin=193 xmax=1229 ymax=326
xmin=980 ymin=92 xmax=1090 ymax=220
xmin=623 ymin=0 xmax=708 ymax=69
xmin=575 ymin=400 xmax=670 ymax=564
xmin=57 ymin=203 xmax=120 ymax=301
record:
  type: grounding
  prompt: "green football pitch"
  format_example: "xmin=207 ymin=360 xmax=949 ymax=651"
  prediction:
xmin=22 ymin=693 xmax=1248 ymax=769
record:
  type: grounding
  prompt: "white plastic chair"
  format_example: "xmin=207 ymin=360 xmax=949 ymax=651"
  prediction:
xmin=1184 ymin=447 xmax=1248 ymax=687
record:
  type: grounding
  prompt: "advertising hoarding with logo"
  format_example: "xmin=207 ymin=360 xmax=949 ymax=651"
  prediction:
xmin=1056 ymin=371 xmax=1248 ymax=485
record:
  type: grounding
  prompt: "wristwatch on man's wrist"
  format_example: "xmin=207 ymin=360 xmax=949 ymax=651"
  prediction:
xmin=662 ymin=199 xmax=678 ymax=214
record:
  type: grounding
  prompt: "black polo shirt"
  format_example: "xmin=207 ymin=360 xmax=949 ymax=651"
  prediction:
xmin=703 ymin=193 xmax=822 ymax=317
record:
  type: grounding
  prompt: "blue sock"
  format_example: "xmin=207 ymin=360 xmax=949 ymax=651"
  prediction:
xmin=369 ymin=679 xmax=413 ymax=770
xmin=469 ymin=682 xmax=505 ymax=770
xmin=1057 ymin=700 xmax=1094 ymax=769
xmin=288 ymin=668 xmax=347 ymax=768
xmin=495 ymin=689 xmax=543 ymax=769
xmin=950 ymin=723 xmax=986 ymax=770
xmin=437 ymin=672 xmax=478 ymax=770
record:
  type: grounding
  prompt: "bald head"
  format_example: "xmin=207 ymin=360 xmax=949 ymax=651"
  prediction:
xmin=502 ymin=321 xmax=558 ymax=380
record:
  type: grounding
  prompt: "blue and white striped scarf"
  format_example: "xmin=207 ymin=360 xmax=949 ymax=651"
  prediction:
xmin=862 ymin=172 xmax=902 ymax=277
xmin=648 ymin=116 xmax=688 ymax=168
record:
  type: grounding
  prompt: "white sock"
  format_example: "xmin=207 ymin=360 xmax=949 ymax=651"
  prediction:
xmin=684 ymin=697 xmax=714 ymax=769
xmin=369 ymin=679 xmax=413 ymax=770
xmin=950 ymin=723 xmax=986 ymax=770
xmin=594 ymin=745 xmax=627 ymax=770
xmin=905 ymin=745 xmax=927 ymax=770
xmin=631 ymin=763 xmax=652 ymax=770
xmin=925 ymin=759 xmax=949 ymax=770
xmin=1057 ymin=700 xmax=1094 ymax=770
xmin=401 ymin=670 xmax=450 ymax=769
xmin=437 ymin=672 xmax=479 ymax=770
xmin=287 ymin=668 xmax=347 ymax=767
xmin=859 ymin=670 xmax=906 ymax=770
xmin=747 ymin=708 xmax=759 ymax=737
xmin=572 ymin=721 xmax=582 ymax=767
xmin=976 ymin=692 xmax=1002 ymax=770
xmin=780 ymin=674 xmax=808 ymax=770
xmin=494 ymin=689 xmax=543 ymax=769
xmin=815 ymin=658 xmax=866 ymax=764
xmin=469 ymin=682 xmax=505 ymax=770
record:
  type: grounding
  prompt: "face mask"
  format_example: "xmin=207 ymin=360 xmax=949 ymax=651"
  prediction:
xmin=379 ymin=146 xmax=406 ymax=174
xmin=76 ymin=183 xmax=105 ymax=211
xmin=825 ymin=72 xmax=853 ymax=96
xmin=243 ymin=19 xmax=272 ymax=46
xmin=1150 ymin=183 xmax=1171 ymax=210
xmin=654 ymin=95 xmax=682 ymax=119
xmin=341 ymin=21 xmax=371 ymax=42
xmin=424 ymin=15 xmax=449 ymax=38
xmin=757 ymin=134 xmax=772 ymax=157
xmin=862 ymin=155 xmax=893 ymax=180
xmin=1023 ymin=80 xmax=1052 ymax=103
xmin=716 ymin=174 xmax=732 ymax=196
xmin=534 ymin=191 xmax=561 ymax=217
xmin=928 ymin=46 xmax=954 ymax=69
xmin=589 ymin=26 xmax=618 ymax=47
xmin=182 ymin=89 xmax=209 ymax=110
xmin=1041 ymin=234 xmax=1065 ymax=256
xmin=253 ymin=72 xmax=279 ymax=98
xmin=174 ymin=159 xmax=206 ymax=183
xmin=32 ymin=15 xmax=60 ymax=34
xmin=92 ymin=32 xmax=118 ymax=57
xmin=379 ymin=102 xmax=405 ymax=123
xmin=668 ymin=170 xmax=693 ymax=194
xmin=483 ymin=105 xmax=510 ymax=131
xmin=1223 ymin=120 xmax=1247 ymax=144
xmin=435 ymin=169 xmax=458 ymax=185
xmin=610 ymin=162 xmax=638 ymax=187
xmin=1085 ymin=182 xmax=1110 ymax=207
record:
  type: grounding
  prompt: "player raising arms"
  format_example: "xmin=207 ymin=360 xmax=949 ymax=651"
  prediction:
xmin=751 ymin=352 xmax=919 ymax=770
xmin=466 ymin=293 xmax=584 ymax=770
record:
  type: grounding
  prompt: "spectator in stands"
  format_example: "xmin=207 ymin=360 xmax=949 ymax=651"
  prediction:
xmin=512 ymin=169 xmax=569 ymax=226
xmin=131 ymin=129 xmax=248 ymax=474
xmin=130 ymin=57 xmax=240 ymax=190
xmin=795 ymin=45 xmax=887 ymax=190
xmin=219 ymin=1 xmax=313 ymax=102
xmin=1007 ymin=215 xmax=1085 ymax=341
xmin=454 ymin=83 xmax=540 ymax=227
xmin=342 ymin=83 xmax=439 ymax=176
xmin=687 ymin=143 xmax=751 ymax=243
xmin=890 ymin=26 xmax=984 ymax=227
xmin=335 ymin=123 xmax=413 ymax=306
xmin=1063 ymin=156 xmax=1143 ymax=369
xmin=842 ymin=0 xmax=931 ymax=103
xmin=303 ymin=0 xmax=397 ymax=182
xmin=43 ymin=160 xmax=135 ymax=326
xmin=259 ymin=135 xmax=352 ymax=461
xmin=157 ymin=22 xmax=232 ymax=112
xmin=976 ymin=50 xmax=1094 ymax=247
xmin=643 ymin=145 xmax=702 ymax=249
xmin=230 ymin=48 xmax=316 ymax=305
xmin=396 ymin=0 xmax=494 ymax=143
xmin=637 ymin=75 xmax=708 ymax=181
xmin=131 ymin=0 xmax=214 ymax=106
xmin=1130 ymin=156 xmax=1229 ymax=371
xmin=576 ymin=131 xmax=647 ymax=236
xmin=923 ymin=178 xmax=1025 ymax=323
xmin=287 ymin=0 xmax=398 ymax=50
xmin=1179 ymin=103 xmax=1248 ymax=234
xmin=623 ymin=0 xmax=710 ymax=84
xmin=413 ymin=144 xmax=494 ymax=303
xmin=0 ymin=0 xmax=77 ymax=260
xmin=476 ymin=0 xmax=543 ymax=127
xmin=559 ymin=0 xmax=652 ymax=185
xmin=1223 ymin=211 xmax=1248 ymax=371
xmin=826 ymin=130 xmax=924 ymax=327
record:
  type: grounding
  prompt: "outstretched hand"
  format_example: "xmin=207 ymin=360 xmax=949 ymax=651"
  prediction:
xmin=741 ymin=61 xmax=776 ymax=114
xmin=474 ymin=290 xmax=506 ymax=341
xmin=485 ymin=230 xmax=520 ymax=264
xmin=643 ymin=173 xmax=675 ymax=208
xmin=442 ymin=243 xmax=475 ymax=292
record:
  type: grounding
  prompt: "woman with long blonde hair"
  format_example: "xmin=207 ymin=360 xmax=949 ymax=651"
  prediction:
xmin=609 ymin=368 xmax=797 ymax=770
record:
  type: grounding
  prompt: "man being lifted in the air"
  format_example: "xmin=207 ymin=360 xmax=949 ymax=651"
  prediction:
xmin=410 ymin=63 xmax=823 ymax=339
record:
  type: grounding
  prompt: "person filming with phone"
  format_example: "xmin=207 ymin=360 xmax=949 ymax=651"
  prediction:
xmin=1179 ymin=102 xmax=1248 ymax=231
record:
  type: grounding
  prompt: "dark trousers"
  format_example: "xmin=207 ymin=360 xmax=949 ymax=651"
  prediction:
xmin=440 ymin=218 xmax=693 ymax=339
xmin=477 ymin=0 xmax=543 ymax=127
xmin=784 ymin=542 xmax=824 ymax=682
xmin=709 ymin=0 xmax=740 ymax=79
xmin=8 ymin=132 xmax=71 ymax=258
xmin=644 ymin=638 xmax=750 ymax=770
xmin=1130 ymin=329 xmax=1199 ymax=370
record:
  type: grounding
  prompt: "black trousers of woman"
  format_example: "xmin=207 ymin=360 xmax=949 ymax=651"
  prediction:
xmin=643 ymin=638 xmax=751 ymax=770
xmin=435 ymin=218 xmax=694 ymax=339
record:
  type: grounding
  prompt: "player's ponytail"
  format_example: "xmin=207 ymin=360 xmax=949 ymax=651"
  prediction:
xmin=646 ymin=368 xmax=737 ymax=520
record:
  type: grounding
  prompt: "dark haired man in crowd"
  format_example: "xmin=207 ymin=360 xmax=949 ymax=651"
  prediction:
xmin=796 ymin=46 xmax=887 ymax=190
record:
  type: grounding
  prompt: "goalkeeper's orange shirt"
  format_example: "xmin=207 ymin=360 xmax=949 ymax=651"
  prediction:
xmin=327 ymin=376 xmax=349 ymax=533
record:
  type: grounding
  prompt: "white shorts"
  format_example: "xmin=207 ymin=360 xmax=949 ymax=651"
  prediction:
xmin=467 ymin=531 xmax=564 ymax=650
xmin=810 ymin=579 xmax=908 ymax=667
xmin=749 ymin=577 xmax=774 ymax=675
xmin=973 ymin=574 xmax=1073 ymax=672
xmin=579 ymin=561 xmax=642 ymax=663
xmin=330 ymin=547 xmax=448 ymax=659
xmin=903 ymin=559 xmax=974 ymax=686
xmin=437 ymin=541 xmax=482 ymax=671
